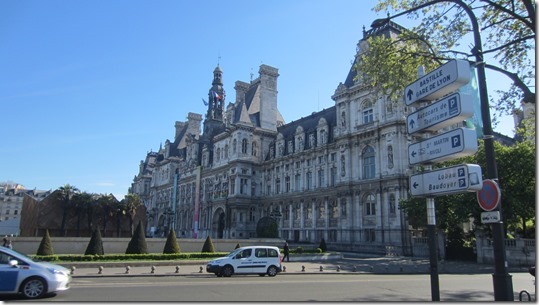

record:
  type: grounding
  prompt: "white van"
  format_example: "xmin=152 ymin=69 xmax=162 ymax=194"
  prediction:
xmin=206 ymin=246 xmax=282 ymax=277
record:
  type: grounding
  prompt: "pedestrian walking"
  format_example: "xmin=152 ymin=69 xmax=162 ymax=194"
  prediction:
xmin=3 ymin=236 xmax=12 ymax=249
xmin=283 ymin=242 xmax=290 ymax=262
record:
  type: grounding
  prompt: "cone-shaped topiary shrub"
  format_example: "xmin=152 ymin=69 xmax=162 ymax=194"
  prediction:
xmin=36 ymin=229 xmax=54 ymax=256
xmin=125 ymin=220 xmax=148 ymax=254
xmin=85 ymin=229 xmax=104 ymax=255
xmin=163 ymin=229 xmax=181 ymax=254
xmin=319 ymin=237 xmax=327 ymax=252
xmin=201 ymin=235 xmax=215 ymax=253
xmin=235 ymin=243 xmax=241 ymax=249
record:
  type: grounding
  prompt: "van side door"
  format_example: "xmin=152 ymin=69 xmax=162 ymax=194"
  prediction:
xmin=252 ymin=248 xmax=270 ymax=274
xmin=232 ymin=248 xmax=253 ymax=274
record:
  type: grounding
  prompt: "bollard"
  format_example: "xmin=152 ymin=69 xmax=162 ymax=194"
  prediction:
xmin=125 ymin=266 xmax=131 ymax=274
xmin=199 ymin=266 xmax=203 ymax=273
xmin=98 ymin=266 xmax=103 ymax=274
xmin=336 ymin=266 xmax=340 ymax=272
xmin=319 ymin=266 xmax=323 ymax=272
xmin=175 ymin=266 xmax=180 ymax=273
xmin=70 ymin=266 xmax=76 ymax=275
xmin=353 ymin=266 xmax=357 ymax=272
xmin=151 ymin=266 xmax=156 ymax=274
xmin=282 ymin=266 xmax=286 ymax=272
xmin=301 ymin=265 xmax=305 ymax=272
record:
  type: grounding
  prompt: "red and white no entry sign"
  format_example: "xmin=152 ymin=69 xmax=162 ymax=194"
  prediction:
xmin=477 ymin=179 xmax=501 ymax=211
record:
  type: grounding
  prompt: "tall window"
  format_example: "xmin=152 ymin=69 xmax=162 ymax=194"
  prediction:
xmin=295 ymin=174 xmax=301 ymax=191
xmin=318 ymin=169 xmax=325 ymax=187
xmin=363 ymin=146 xmax=375 ymax=179
xmin=363 ymin=100 xmax=374 ymax=124
xmin=276 ymin=179 xmax=281 ymax=194
xmin=241 ymin=139 xmax=248 ymax=154
xmin=306 ymin=172 xmax=312 ymax=190
xmin=365 ymin=194 xmax=376 ymax=216
xmin=285 ymin=176 xmax=291 ymax=192
xmin=330 ymin=167 xmax=337 ymax=187
xmin=240 ymin=178 xmax=248 ymax=194
xmin=233 ymin=139 xmax=237 ymax=154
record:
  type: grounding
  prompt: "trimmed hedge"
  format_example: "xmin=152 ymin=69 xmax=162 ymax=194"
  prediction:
xmin=32 ymin=252 xmax=229 ymax=262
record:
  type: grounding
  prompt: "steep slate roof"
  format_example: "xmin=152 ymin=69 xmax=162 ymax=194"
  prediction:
xmin=278 ymin=106 xmax=336 ymax=139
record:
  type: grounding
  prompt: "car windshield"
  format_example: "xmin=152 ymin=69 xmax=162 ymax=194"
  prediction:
xmin=1 ymin=247 xmax=38 ymax=263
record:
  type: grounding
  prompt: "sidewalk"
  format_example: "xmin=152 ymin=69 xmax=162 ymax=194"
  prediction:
xmin=62 ymin=253 xmax=528 ymax=278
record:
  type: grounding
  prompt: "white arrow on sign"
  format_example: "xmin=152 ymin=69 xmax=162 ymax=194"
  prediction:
xmin=410 ymin=163 xmax=483 ymax=197
xmin=408 ymin=127 xmax=478 ymax=165
xmin=407 ymin=92 xmax=474 ymax=135
xmin=404 ymin=59 xmax=471 ymax=106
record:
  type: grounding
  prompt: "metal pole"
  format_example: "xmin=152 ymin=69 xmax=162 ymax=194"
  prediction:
xmin=427 ymin=199 xmax=440 ymax=301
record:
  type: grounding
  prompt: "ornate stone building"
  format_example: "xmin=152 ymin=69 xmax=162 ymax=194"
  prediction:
xmin=130 ymin=22 xmax=415 ymax=254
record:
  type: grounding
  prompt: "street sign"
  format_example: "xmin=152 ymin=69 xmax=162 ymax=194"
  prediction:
xmin=410 ymin=164 xmax=483 ymax=197
xmin=481 ymin=211 xmax=501 ymax=224
xmin=406 ymin=92 xmax=474 ymax=134
xmin=404 ymin=59 xmax=471 ymax=106
xmin=408 ymin=127 xmax=478 ymax=165
xmin=477 ymin=179 xmax=501 ymax=211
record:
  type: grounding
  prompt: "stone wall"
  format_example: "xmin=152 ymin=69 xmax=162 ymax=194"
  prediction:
xmin=476 ymin=231 xmax=535 ymax=267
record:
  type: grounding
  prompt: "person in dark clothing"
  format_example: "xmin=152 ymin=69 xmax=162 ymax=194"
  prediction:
xmin=283 ymin=243 xmax=290 ymax=262
xmin=3 ymin=237 xmax=12 ymax=249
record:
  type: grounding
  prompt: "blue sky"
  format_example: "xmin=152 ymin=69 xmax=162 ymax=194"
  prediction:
xmin=0 ymin=0 xmax=518 ymax=200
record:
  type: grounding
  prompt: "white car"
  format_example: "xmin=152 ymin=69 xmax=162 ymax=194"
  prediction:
xmin=206 ymin=246 xmax=282 ymax=277
xmin=0 ymin=246 xmax=71 ymax=299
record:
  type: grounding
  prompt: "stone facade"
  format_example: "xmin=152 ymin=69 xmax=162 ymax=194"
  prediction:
xmin=0 ymin=184 xmax=50 ymax=236
xmin=129 ymin=23 xmax=420 ymax=255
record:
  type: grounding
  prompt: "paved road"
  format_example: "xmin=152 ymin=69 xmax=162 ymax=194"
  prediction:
xmin=9 ymin=272 xmax=535 ymax=302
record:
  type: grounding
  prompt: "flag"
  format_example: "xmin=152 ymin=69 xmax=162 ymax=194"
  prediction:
xmin=213 ymin=91 xmax=221 ymax=100
xmin=202 ymin=98 xmax=208 ymax=106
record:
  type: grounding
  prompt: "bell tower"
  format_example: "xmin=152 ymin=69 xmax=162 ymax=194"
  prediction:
xmin=203 ymin=65 xmax=226 ymax=137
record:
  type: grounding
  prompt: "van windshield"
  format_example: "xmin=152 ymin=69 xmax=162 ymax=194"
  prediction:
xmin=226 ymin=249 xmax=242 ymax=258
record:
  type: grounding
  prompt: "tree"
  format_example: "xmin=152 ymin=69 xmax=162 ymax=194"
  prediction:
xmin=122 ymin=193 xmax=143 ymax=236
xmin=400 ymin=138 xmax=536 ymax=241
xmin=125 ymin=220 xmax=148 ymax=254
xmin=163 ymin=229 xmax=181 ymax=254
xmin=85 ymin=229 xmax=104 ymax=255
xmin=72 ymin=192 xmax=93 ymax=237
xmin=360 ymin=0 xmax=535 ymax=122
xmin=36 ymin=229 xmax=54 ymax=256
xmin=97 ymin=193 xmax=117 ymax=237
xmin=201 ymin=236 xmax=216 ymax=253
xmin=57 ymin=184 xmax=80 ymax=236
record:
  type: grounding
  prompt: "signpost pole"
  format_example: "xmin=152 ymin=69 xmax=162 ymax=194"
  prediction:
xmin=426 ymin=198 xmax=440 ymax=301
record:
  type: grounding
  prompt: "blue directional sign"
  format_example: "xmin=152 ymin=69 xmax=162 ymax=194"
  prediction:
xmin=404 ymin=59 xmax=471 ymax=106
xmin=408 ymin=128 xmax=478 ymax=165
xmin=410 ymin=164 xmax=483 ymax=197
xmin=407 ymin=92 xmax=474 ymax=134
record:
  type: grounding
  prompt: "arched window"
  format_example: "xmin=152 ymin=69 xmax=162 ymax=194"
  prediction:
xmin=363 ymin=146 xmax=375 ymax=179
xmin=216 ymin=147 xmax=221 ymax=162
xmin=224 ymin=144 xmax=229 ymax=159
xmin=241 ymin=139 xmax=248 ymax=154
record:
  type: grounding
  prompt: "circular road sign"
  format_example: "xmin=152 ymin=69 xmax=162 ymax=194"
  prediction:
xmin=477 ymin=179 xmax=501 ymax=211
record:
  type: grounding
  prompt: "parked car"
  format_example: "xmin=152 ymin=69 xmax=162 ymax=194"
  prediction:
xmin=0 ymin=246 xmax=71 ymax=299
xmin=206 ymin=246 xmax=282 ymax=277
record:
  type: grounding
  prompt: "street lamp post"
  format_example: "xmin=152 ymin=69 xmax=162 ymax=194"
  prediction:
xmin=371 ymin=0 xmax=513 ymax=301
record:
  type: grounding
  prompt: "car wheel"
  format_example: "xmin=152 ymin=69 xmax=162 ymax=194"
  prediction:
xmin=222 ymin=265 xmax=234 ymax=277
xmin=20 ymin=277 xmax=47 ymax=299
xmin=267 ymin=266 xmax=278 ymax=277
